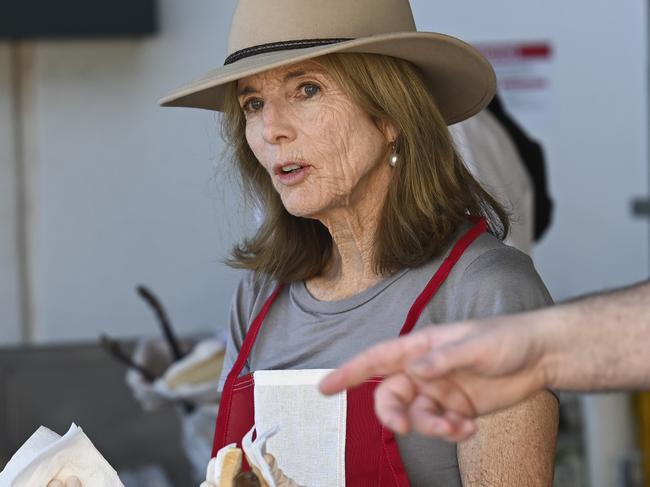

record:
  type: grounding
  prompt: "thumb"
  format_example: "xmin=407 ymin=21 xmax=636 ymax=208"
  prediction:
xmin=65 ymin=477 xmax=82 ymax=487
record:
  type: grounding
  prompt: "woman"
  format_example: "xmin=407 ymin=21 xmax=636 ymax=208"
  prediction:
xmin=160 ymin=0 xmax=558 ymax=485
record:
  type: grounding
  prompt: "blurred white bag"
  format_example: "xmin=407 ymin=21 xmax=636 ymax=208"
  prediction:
xmin=125 ymin=337 xmax=225 ymax=411
xmin=180 ymin=403 xmax=220 ymax=482
xmin=124 ymin=335 xmax=226 ymax=482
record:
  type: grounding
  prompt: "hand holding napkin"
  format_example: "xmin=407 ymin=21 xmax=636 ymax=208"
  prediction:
xmin=0 ymin=423 xmax=123 ymax=487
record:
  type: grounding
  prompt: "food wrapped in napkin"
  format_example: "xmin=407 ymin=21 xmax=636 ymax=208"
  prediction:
xmin=242 ymin=426 xmax=303 ymax=487
xmin=201 ymin=426 xmax=303 ymax=487
xmin=0 ymin=423 xmax=123 ymax=487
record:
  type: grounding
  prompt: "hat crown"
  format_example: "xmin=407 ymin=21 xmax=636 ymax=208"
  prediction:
xmin=228 ymin=0 xmax=417 ymax=55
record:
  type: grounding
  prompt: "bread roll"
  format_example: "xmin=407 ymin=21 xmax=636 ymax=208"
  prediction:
xmin=207 ymin=444 xmax=243 ymax=487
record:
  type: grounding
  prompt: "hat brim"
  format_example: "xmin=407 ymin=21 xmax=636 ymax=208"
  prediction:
xmin=158 ymin=32 xmax=495 ymax=125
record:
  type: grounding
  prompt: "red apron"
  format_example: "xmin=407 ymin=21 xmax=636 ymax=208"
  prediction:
xmin=212 ymin=218 xmax=487 ymax=485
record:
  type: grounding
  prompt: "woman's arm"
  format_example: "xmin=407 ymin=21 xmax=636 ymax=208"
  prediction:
xmin=454 ymin=249 xmax=558 ymax=485
xmin=458 ymin=390 xmax=558 ymax=486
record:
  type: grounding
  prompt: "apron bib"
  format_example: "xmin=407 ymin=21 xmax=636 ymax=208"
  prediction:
xmin=213 ymin=218 xmax=487 ymax=486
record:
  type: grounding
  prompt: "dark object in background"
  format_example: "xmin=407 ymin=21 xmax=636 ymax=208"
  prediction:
xmin=98 ymin=285 xmax=194 ymax=413
xmin=99 ymin=334 xmax=157 ymax=382
xmin=0 ymin=0 xmax=156 ymax=39
xmin=487 ymin=94 xmax=554 ymax=241
xmin=137 ymin=285 xmax=185 ymax=362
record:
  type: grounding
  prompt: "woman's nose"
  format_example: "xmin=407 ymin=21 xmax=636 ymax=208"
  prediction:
xmin=261 ymin=101 xmax=297 ymax=145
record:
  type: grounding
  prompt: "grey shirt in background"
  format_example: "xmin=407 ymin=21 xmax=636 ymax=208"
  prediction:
xmin=218 ymin=227 xmax=552 ymax=487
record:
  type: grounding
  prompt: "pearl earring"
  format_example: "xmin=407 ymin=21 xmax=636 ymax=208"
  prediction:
xmin=389 ymin=141 xmax=400 ymax=167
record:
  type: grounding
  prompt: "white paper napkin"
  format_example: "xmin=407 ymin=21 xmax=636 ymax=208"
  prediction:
xmin=253 ymin=369 xmax=346 ymax=487
xmin=0 ymin=423 xmax=124 ymax=487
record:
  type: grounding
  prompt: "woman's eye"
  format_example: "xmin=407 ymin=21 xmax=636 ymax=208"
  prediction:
xmin=243 ymin=98 xmax=264 ymax=113
xmin=300 ymin=83 xmax=320 ymax=98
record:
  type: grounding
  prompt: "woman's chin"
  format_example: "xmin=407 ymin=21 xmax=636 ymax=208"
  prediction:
xmin=280 ymin=197 xmax=324 ymax=219
xmin=282 ymin=205 xmax=319 ymax=219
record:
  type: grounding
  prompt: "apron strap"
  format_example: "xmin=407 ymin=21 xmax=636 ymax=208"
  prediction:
xmin=399 ymin=218 xmax=487 ymax=336
xmin=213 ymin=282 xmax=285 ymax=453
xmin=227 ymin=283 xmax=285 ymax=379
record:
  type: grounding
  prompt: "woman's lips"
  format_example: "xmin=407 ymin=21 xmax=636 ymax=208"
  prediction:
xmin=273 ymin=162 xmax=312 ymax=186
xmin=275 ymin=165 xmax=312 ymax=185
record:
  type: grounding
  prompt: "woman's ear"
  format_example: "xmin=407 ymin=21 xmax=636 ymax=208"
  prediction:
xmin=376 ymin=118 xmax=399 ymax=145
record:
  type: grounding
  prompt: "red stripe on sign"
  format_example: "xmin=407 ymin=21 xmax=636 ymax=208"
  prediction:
xmin=475 ymin=42 xmax=552 ymax=61
xmin=519 ymin=44 xmax=552 ymax=59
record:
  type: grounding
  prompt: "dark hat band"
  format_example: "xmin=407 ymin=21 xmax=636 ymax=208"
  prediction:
xmin=224 ymin=37 xmax=354 ymax=65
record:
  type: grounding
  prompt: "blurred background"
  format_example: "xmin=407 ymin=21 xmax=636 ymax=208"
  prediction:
xmin=1 ymin=0 xmax=649 ymax=486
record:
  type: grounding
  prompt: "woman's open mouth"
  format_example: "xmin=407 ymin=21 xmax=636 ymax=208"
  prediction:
xmin=274 ymin=162 xmax=312 ymax=185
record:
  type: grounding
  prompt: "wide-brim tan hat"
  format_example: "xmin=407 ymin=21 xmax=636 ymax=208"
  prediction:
xmin=159 ymin=0 xmax=496 ymax=125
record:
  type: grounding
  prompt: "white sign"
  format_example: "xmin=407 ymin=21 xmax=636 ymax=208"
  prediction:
xmin=476 ymin=41 xmax=554 ymax=138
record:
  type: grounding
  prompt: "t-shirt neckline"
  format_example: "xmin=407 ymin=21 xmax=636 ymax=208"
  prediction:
xmin=292 ymin=267 xmax=411 ymax=314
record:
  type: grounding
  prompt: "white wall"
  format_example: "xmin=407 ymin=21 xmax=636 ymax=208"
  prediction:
xmin=2 ymin=0 xmax=648 ymax=340
xmin=411 ymin=0 xmax=649 ymax=300
xmin=2 ymin=0 xmax=245 ymax=344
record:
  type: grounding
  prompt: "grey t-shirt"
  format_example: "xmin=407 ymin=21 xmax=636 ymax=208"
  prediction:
xmin=219 ymin=228 xmax=552 ymax=487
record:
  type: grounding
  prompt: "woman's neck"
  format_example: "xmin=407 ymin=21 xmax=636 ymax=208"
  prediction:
xmin=306 ymin=167 xmax=390 ymax=301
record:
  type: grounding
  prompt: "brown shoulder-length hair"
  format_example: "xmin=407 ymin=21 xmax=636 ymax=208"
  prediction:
xmin=222 ymin=53 xmax=509 ymax=282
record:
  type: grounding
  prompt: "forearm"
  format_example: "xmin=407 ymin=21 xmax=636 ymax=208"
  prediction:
xmin=541 ymin=280 xmax=650 ymax=391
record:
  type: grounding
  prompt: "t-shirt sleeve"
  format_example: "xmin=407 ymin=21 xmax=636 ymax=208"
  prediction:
xmin=454 ymin=246 xmax=553 ymax=320
xmin=453 ymin=245 xmax=559 ymax=402
xmin=218 ymin=271 xmax=257 ymax=391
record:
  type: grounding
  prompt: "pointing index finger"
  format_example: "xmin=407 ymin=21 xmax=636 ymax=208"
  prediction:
xmin=319 ymin=333 xmax=432 ymax=395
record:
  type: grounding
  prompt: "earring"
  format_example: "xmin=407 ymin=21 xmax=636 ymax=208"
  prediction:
xmin=389 ymin=141 xmax=400 ymax=167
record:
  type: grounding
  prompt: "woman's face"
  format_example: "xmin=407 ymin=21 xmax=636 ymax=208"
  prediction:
xmin=237 ymin=61 xmax=394 ymax=219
